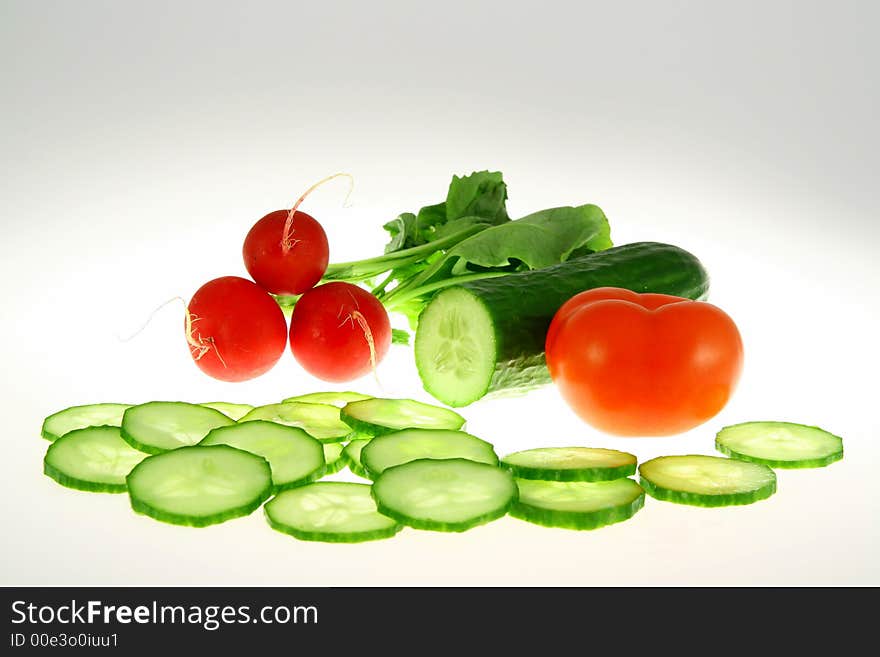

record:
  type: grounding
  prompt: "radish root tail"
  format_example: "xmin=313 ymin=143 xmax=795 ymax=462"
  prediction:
xmin=281 ymin=172 xmax=354 ymax=253
xmin=350 ymin=310 xmax=380 ymax=383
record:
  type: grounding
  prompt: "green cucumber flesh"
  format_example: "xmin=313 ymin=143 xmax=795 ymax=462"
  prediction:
xmin=126 ymin=445 xmax=272 ymax=527
xmin=265 ymin=482 xmax=401 ymax=543
xmin=415 ymin=241 xmax=710 ymax=407
xmin=121 ymin=402 xmax=234 ymax=454
xmin=639 ymin=455 xmax=776 ymax=507
xmin=41 ymin=403 xmax=131 ymax=442
xmin=371 ymin=458 xmax=516 ymax=532
xmin=510 ymin=478 xmax=645 ymax=530
xmin=200 ymin=402 xmax=254 ymax=421
xmin=340 ymin=398 xmax=466 ymax=436
xmin=322 ymin=442 xmax=346 ymax=474
xmin=282 ymin=391 xmax=373 ymax=407
xmin=44 ymin=426 xmax=148 ymax=493
xmin=361 ymin=428 xmax=497 ymax=477
xmin=502 ymin=447 xmax=637 ymax=482
xmin=342 ymin=439 xmax=372 ymax=479
xmin=715 ymin=421 xmax=843 ymax=468
xmin=240 ymin=402 xmax=352 ymax=443
xmin=200 ymin=421 xmax=325 ymax=491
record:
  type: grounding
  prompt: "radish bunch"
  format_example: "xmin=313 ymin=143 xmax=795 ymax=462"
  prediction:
xmin=186 ymin=175 xmax=391 ymax=383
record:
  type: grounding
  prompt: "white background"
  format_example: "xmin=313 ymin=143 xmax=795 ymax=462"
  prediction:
xmin=1 ymin=1 xmax=877 ymax=585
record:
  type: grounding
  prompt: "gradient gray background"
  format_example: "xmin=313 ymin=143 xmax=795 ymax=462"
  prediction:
xmin=2 ymin=0 xmax=877 ymax=585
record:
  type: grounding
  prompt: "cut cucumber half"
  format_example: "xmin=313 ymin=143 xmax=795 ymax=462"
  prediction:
xmin=121 ymin=402 xmax=234 ymax=454
xmin=340 ymin=398 xmax=466 ymax=436
xmin=323 ymin=442 xmax=346 ymax=474
xmin=127 ymin=445 xmax=272 ymax=527
xmin=371 ymin=458 xmax=516 ymax=532
xmin=342 ymin=439 xmax=372 ymax=479
xmin=639 ymin=455 xmax=776 ymax=507
xmin=41 ymin=403 xmax=131 ymax=442
xmin=502 ymin=447 xmax=637 ymax=482
xmin=511 ymin=478 xmax=645 ymax=530
xmin=44 ymin=426 xmax=148 ymax=493
xmin=715 ymin=421 xmax=843 ymax=468
xmin=414 ymin=287 xmax=498 ymax=407
xmin=265 ymin=482 xmax=401 ymax=543
xmin=201 ymin=402 xmax=254 ymax=421
xmin=200 ymin=421 xmax=325 ymax=491
xmin=361 ymin=428 xmax=498 ymax=478
xmin=240 ymin=402 xmax=351 ymax=443
xmin=283 ymin=391 xmax=372 ymax=407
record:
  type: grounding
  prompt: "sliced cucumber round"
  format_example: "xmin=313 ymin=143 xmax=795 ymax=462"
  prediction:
xmin=511 ymin=478 xmax=645 ymax=530
xmin=283 ymin=391 xmax=372 ymax=407
xmin=265 ymin=482 xmax=401 ymax=543
xmin=502 ymin=447 xmax=637 ymax=482
xmin=200 ymin=421 xmax=325 ymax=491
xmin=716 ymin=421 xmax=843 ymax=468
xmin=340 ymin=398 xmax=466 ymax=436
xmin=200 ymin=402 xmax=254 ymax=421
xmin=322 ymin=442 xmax=346 ymax=475
xmin=361 ymin=428 xmax=497 ymax=478
xmin=240 ymin=402 xmax=352 ymax=443
xmin=372 ymin=458 xmax=516 ymax=532
xmin=44 ymin=426 xmax=148 ymax=493
xmin=414 ymin=287 xmax=497 ymax=407
xmin=41 ymin=403 xmax=131 ymax=442
xmin=121 ymin=402 xmax=234 ymax=454
xmin=342 ymin=439 xmax=372 ymax=479
xmin=127 ymin=445 xmax=272 ymax=527
xmin=639 ymin=455 xmax=776 ymax=507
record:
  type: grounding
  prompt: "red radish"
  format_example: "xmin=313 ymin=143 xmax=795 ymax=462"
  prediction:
xmin=242 ymin=173 xmax=351 ymax=296
xmin=186 ymin=276 xmax=288 ymax=382
xmin=290 ymin=282 xmax=391 ymax=382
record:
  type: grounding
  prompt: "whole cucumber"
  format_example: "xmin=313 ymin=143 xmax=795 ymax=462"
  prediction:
xmin=414 ymin=242 xmax=709 ymax=407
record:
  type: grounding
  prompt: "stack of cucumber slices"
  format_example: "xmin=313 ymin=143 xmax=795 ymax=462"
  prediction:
xmin=40 ymin=399 xmax=843 ymax=543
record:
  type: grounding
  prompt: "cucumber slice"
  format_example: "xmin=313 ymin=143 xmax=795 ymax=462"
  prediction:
xmin=502 ymin=447 xmax=637 ymax=482
xmin=342 ymin=439 xmax=372 ymax=479
xmin=361 ymin=428 xmax=498 ymax=478
xmin=200 ymin=421 xmax=325 ymax=491
xmin=121 ymin=402 xmax=234 ymax=454
xmin=323 ymin=442 xmax=346 ymax=474
xmin=715 ymin=421 xmax=843 ymax=468
xmin=282 ymin=392 xmax=372 ymax=407
xmin=371 ymin=458 xmax=516 ymax=532
xmin=639 ymin=455 xmax=776 ymax=507
xmin=41 ymin=403 xmax=131 ymax=442
xmin=126 ymin=445 xmax=272 ymax=527
xmin=43 ymin=426 xmax=148 ymax=493
xmin=340 ymin=398 xmax=466 ymax=436
xmin=240 ymin=402 xmax=351 ymax=443
xmin=200 ymin=402 xmax=254 ymax=421
xmin=511 ymin=478 xmax=645 ymax=530
xmin=265 ymin=482 xmax=401 ymax=543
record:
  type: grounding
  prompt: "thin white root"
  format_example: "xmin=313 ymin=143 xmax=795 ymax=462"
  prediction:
xmin=281 ymin=172 xmax=354 ymax=253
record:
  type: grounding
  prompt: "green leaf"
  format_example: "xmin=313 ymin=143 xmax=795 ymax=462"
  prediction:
xmin=391 ymin=328 xmax=411 ymax=346
xmin=447 ymin=205 xmax=612 ymax=275
xmin=382 ymin=171 xmax=509 ymax=253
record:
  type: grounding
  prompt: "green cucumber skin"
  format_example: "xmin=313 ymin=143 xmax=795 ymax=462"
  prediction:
xmin=418 ymin=242 xmax=710 ymax=404
xmin=372 ymin=498 xmax=513 ymax=533
xmin=43 ymin=461 xmax=128 ymax=494
xmin=503 ymin=462 xmax=637 ymax=482
xmin=510 ymin=491 xmax=645 ymax=530
xmin=715 ymin=442 xmax=843 ymax=469
xmin=129 ymin=491 xmax=271 ymax=527
xmin=638 ymin=475 xmax=777 ymax=508
xmin=264 ymin=511 xmax=402 ymax=544
xmin=338 ymin=411 xmax=394 ymax=437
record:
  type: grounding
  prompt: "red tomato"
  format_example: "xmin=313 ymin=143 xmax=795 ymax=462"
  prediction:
xmin=186 ymin=276 xmax=288 ymax=382
xmin=289 ymin=282 xmax=391 ymax=382
xmin=545 ymin=287 xmax=743 ymax=436
xmin=243 ymin=209 xmax=329 ymax=296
